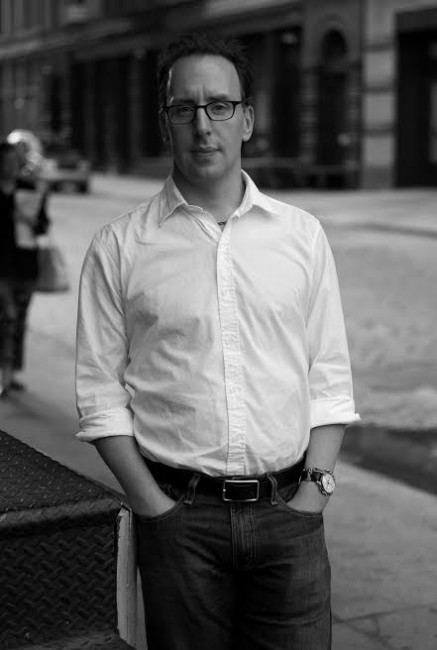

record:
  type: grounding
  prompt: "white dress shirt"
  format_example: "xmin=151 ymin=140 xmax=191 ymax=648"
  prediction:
xmin=76 ymin=172 xmax=359 ymax=476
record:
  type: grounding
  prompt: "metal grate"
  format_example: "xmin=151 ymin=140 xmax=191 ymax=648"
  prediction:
xmin=0 ymin=430 xmax=112 ymax=513
xmin=0 ymin=430 xmax=133 ymax=650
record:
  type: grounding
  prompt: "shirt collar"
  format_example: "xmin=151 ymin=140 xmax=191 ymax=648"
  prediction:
xmin=159 ymin=176 xmax=187 ymax=226
xmin=239 ymin=170 xmax=277 ymax=217
xmin=159 ymin=170 xmax=274 ymax=227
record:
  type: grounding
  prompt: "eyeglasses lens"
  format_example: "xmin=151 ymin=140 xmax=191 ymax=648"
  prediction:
xmin=168 ymin=101 xmax=235 ymax=124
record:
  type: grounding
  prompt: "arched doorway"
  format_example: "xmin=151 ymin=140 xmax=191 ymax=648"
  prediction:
xmin=317 ymin=30 xmax=349 ymax=168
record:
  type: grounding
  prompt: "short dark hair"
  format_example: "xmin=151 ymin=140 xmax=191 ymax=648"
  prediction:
xmin=157 ymin=33 xmax=253 ymax=108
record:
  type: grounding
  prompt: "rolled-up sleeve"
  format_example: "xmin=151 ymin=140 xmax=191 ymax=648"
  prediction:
xmin=306 ymin=225 xmax=360 ymax=428
xmin=75 ymin=231 xmax=134 ymax=442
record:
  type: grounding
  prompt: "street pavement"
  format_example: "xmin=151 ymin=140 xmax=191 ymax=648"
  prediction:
xmin=1 ymin=173 xmax=437 ymax=649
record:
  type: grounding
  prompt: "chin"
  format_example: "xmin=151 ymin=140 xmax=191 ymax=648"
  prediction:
xmin=189 ymin=162 xmax=224 ymax=182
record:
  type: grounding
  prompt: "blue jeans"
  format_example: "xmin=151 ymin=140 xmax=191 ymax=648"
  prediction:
xmin=135 ymin=476 xmax=331 ymax=650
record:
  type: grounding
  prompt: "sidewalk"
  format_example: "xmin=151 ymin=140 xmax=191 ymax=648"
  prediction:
xmin=327 ymin=461 xmax=437 ymax=649
xmin=1 ymin=174 xmax=436 ymax=649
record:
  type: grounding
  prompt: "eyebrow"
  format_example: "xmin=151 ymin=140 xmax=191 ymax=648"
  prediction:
xmin=169 ymin=93 xmax=234 ymax=104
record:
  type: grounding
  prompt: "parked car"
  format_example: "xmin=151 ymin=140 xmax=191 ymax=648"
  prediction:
xmin=6 ymin=129 xmax=91 ymax=193
xmin=43 ymin=140 xmax=91 ymax=193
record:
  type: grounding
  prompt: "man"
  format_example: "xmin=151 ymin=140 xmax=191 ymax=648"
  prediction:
xmin=76 ymin=34 xmax=359 ymax=650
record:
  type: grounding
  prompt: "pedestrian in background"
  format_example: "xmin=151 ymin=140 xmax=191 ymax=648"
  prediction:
xmin=76 ymin=33 xmax=359 ymax=650
xmin=0 ymin=141 xmax=50 ymax=396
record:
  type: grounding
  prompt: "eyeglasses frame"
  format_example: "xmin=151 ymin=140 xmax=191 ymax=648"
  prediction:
xmin=161 ymin=99 xmax=249 ymax=125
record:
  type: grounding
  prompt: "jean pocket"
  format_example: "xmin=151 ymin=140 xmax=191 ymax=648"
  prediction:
xmin=277 ymin=493 xmax=324 ymax=519
xmin=134 ymin=493 xmax=186 ymax=524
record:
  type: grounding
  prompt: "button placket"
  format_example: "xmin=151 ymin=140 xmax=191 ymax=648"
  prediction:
xmin=216 ymin=219 xmax=246 ymax=475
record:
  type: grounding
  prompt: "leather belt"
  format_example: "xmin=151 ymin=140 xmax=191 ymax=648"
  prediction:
xmin=145 ymin=458 xmax=305 ymax=503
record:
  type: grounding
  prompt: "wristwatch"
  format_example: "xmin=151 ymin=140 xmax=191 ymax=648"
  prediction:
xmin=300 ymin=467 xmax=336 ymax=496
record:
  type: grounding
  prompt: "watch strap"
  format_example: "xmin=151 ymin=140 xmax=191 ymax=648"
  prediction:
xmin=300 ymin=467 xmax=336 ymax=495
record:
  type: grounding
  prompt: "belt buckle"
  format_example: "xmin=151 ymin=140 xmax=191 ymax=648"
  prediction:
xmin=222 ymin=479 xmax=260 ymax=503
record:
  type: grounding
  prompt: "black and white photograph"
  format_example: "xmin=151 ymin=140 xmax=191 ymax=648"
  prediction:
xmin=1 ymin=2 xmax=436 ymax=649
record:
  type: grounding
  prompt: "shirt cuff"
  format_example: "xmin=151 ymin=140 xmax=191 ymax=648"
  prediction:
xmin=76 ymin=407 xmax=135 ymax=443
xmin=310 ymin=396 xmax=361 ymax=429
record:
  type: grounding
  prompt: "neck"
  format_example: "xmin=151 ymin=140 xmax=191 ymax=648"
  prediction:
xmin=173 ymin=168 xmax=244 ymax=222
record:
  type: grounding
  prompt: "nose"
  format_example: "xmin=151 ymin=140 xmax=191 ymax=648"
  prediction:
xmin=193 ymin=106 xmax=212 ymax=135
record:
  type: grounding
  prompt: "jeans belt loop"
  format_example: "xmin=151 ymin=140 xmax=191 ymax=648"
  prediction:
xmin=266 ymin=473 xmax=279 ymax=506
xmin=184 ymin=473 xmax=200 ymax=505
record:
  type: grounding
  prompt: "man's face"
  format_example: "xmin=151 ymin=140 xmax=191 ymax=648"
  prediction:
xmin=163 ymin=54 xmax=254 ymax=188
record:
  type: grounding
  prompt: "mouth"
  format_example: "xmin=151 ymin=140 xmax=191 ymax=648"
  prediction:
xmin=192 ymin=147 xmax=218 ymax=156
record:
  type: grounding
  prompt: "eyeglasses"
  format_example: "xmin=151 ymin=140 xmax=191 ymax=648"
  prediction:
xmin=162 ymin=100 xmax=246 ymax=125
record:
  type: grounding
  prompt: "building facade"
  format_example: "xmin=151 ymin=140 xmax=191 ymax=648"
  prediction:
xmin=0 ymin=0 xmax=436 ymax=188
xmin=362 ymin=0 xmax=437 ymax=187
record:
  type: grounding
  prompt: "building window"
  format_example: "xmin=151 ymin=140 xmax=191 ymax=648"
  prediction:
xmin=23 ymin=0 xmax=44 ymax=30
xmin=317 ymin=29 xmax=349 ymax=167
xmin=64 ymin=0 xmax=90 ymax=24
xmin=11 ymin=0 xmax=21 ymax=32
xmin=0 ymin=0 xmax=14 ymax=34
xmin=430 ymin=81 xmax=437 ymax=164
xmin=272 ymin=29 xmax=301 ymax=158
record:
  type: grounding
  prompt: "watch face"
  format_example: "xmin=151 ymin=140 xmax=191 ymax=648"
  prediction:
xmin=321 ymin=473 xmax=336 ymax=495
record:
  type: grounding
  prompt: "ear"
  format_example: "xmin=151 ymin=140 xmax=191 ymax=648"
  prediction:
xmin=242 ymin=103 xmax=255 ymax=143
xmin=159 ymin=111 xmax=171 ymax=145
